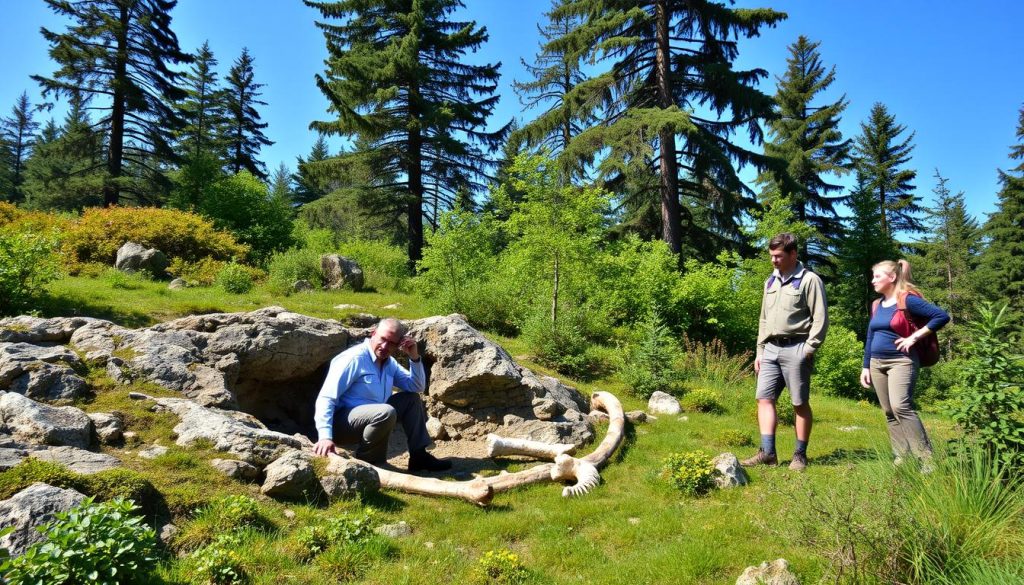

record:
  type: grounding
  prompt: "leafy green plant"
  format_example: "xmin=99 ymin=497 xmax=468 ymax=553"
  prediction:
xmin=336 ymin=238 xmax=411 ymax=290
xmin=661 ymin=451 xmax=718 ymax=497
xmin=190 ymin=533 xmax=248 ymax=585
xmin=0 ymin=229 xmax=61 ymax=314
xmin=267 ymin=247 xmax=324 ymax=294
xmin=812 ymin=324 xmax=869 ymax=400
xmin=521 ymin=307 xmax=605 ymax=380
xmin=295 ymin=512 xmax=376 ymax=561
xmin=167 ymin=256 xmax=226 ymax=287
xmin=617 ymin=315 xmax=684 ymax=399
xmin=474 ymin=549 xmax=529 ymax=585
xmin=174 ymin=495 xmax=269 ymax=552
xmin=945 ymin=303 xmax=1024 ymax=469
xmin=681 ymin=388 xmax=726 ymax=414
xmin=718 ymin=429 xmax=754 ymax=448
xmin=0 ymin=497 xmax=158 ymax=585
xmin=216 ymin=262 xmax=255 ymax=294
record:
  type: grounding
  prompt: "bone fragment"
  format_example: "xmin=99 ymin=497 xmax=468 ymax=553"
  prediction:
xmin=550 ymin=454 xmax=601 ymax=497
xmin=486 ymin=434 xmax=576 ymax=460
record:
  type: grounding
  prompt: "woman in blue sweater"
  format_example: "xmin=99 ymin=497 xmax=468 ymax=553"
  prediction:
xmin=859 ymin=260 xmax=950 ymax=464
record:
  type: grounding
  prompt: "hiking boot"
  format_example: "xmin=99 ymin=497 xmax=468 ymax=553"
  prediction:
xmin=408 ymin=449 xmax=452 ymax=472
xmin=789 ymin=453 xmax=807 ymax=472
xmin=741 ymin=449 xmax=778 ymax=467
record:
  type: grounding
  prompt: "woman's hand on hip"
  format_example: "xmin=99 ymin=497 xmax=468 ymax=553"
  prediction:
xmin=860 ymin=368 xmax=872 ymax=389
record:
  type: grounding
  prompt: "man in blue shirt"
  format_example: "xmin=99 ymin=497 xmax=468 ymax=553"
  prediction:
xmin=313 ymin=318 xmax=451 ymax=472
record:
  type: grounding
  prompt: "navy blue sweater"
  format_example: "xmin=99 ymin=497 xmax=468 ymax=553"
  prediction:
xmin=863 ymin=295 xmax=950 ymax=367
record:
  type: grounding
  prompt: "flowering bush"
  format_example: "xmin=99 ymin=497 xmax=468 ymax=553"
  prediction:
xmin=662 ymin=451 xmax=718 ymax=497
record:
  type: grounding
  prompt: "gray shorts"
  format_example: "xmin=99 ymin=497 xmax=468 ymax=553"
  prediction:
xmin=756 ymin=341 xmax=812 ymax=406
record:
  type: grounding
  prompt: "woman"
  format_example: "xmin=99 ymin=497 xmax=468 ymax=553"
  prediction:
xmin=859 ymin=260 xmax=949 ymax=464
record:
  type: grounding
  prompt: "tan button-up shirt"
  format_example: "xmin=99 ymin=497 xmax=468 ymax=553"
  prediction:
xmin=756 ymin=262 xmax=828 ymax=358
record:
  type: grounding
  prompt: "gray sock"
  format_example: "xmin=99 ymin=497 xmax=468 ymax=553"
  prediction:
xmin=760 ymin=434 xmax=776 ymax=455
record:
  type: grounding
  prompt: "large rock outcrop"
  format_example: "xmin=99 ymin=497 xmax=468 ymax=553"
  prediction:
xmin=0 ymin=342 xmax=88 ymax=401
xmin=0 ymin=392 xmax=93 ymax=448
xmin=0 ymin=483 xmax=87 ymax=556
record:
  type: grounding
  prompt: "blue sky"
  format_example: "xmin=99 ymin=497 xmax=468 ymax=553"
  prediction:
xmin=2 ymin=0 xmax=1022 ymax=223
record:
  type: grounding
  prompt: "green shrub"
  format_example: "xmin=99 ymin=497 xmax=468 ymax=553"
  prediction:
xmin=337 ymin=238 xmax=411 ymax=290
xmin=673 ymin=253 xmax=764 ymax=354
xmin=216 ymin=262 xmax=255 ymax=294
xmin=61 ymin=206 xmax=247 ymax=273
xmin=594 ymin=235 xmax=682 ymax=326
xmin=945 ymin=303 xmax=1024 ymax=469
xmin=617 ymin=316 xmax=685 ymax=399
xmin=190 ymin=533 xmax=248 ymax=585
xmin=661 ymin=451 xmax=718 ymax=497
xmin=718 ymin=429 xmax=754 ymax=448
xmin=917 ymin=357 xmax=969 ymax=407
xmin=267 ymin=247 xmax=324 ymax=294
xmin=681 ymin=388 xmax=725 ymax=414
xmin=295 ymin=512 xmax=376 ymax=561
xmin=166 ymin=256 xmax=226 ymax=287
xmin=678 ymin=335 xmax=752 ymax=386
xmin=813 ymin=324 xmax=869 ymax=400
xmin=521 ymin=308 xmax=606 ymax=380
xmin=0 ymin=497 xmax=158 ymax=585
xmin=0 ymin=229 xmax=61 ymax=314
xmin=474 ymin=548 xmax=529 ymax=585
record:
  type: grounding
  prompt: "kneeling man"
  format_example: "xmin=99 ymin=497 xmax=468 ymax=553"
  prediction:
xmin=312 ymin=318 xmax=451 ymax=472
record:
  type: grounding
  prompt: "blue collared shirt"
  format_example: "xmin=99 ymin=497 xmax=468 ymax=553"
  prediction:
xmin=314 ymin=339 xmax=425 ymax=441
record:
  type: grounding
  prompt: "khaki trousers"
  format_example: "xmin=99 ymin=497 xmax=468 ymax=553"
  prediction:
xmin=869 ymin=356 xmax=932 ymax=458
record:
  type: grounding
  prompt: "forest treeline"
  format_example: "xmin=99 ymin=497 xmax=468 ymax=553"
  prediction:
xmin=1 ymin=0 xmax=1023 ymax=343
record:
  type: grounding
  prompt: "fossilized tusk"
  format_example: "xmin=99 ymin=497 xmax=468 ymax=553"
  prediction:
xmin=325 ymin=453 xmax=494 ymax=507
xmin=486 ymin=434 xmax=576 ymax=460
xmin=550 ymin=454 xmax=601 ymax=497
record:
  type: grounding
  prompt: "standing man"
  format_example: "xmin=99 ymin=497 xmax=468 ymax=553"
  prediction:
xmin=313 ymin=318 xmax=451 ymax=472
xmin=742 ymin=233 xmax=828 ymax=471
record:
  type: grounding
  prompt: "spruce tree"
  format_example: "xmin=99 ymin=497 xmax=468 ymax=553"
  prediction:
xmin=292 ymin=135 xmax=332 ymax=206
xmin=549 ymin=0 xmax=784 ymax=257
xmin=979 ymin=106 xmax=1024 ymax=324
xmin=512 ymin=1 xmax=594 ymax=179
xmin=33 ymin=0 xmax=191 ymax=206
xmin=269 ymin=162 xmax=294 ymax=205
xmin=224 ymin=48 xmax=273 ymax=180
xmin=758 ymin=36 xmax=851 ymax=268
xmin=176 ymin=41 xmax=227 ymax=162
xmin=305 ymin=0 xmax=508 ymax=267
xmin=23 ymin=98 xmax=106 ymax=211
xmin=1 ymin=92 xmax=41 ymax=204
xmin=853 ymin=102 xmax=922 ymax=238
xmin=908 ymin=170 xmax=982 ymax=348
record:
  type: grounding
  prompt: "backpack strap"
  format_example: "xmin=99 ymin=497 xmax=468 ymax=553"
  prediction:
xmin=871 ymin=298 xmax=881 ymax=316
xmin=766 ymin=274 xmax=802 ymax=291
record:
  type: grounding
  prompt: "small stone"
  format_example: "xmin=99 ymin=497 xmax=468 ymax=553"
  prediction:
xmin=292 ymin=280 xmax=314 ymax=293
xmin=736 ymin=559 xmax=800 ymax=585
xmin=647 ymin=391 xmax=681 ymax=415
xmin=0 ymin=448 xmax=28 ymax=471
xmin=88 ymin=412 xmax=124 ymax=445
xmin=210 ymin=458 xmax=260 ymax=482
xmin=424 ymin=541 xmax=435 ymax=549
xmin=138 ymin=445 xmax=169 ymax=459
xmin=158 ymin=523 xmax=178 ymax=545
xmin=375 ymin=521 xmax=413 ymax=538
xmin=712 ymin=452 xmax=749 ymax=489
xmin=262 ymin=450 xmax=318 ymax=499
xmin=31 ymin=447 xmax=122 ymax=475
xmin=531 ymin=397 xmax=561 ymax=421
xmin=168 ymin=278 xmax=187 ymax=290
xmin=283 ymin=509 xmax=296 ymax=520
xmin=628 ymin=517 xmax=640 ymax=525
xmin=319 ymin=457 xmax=380 ymax=499
xmin=588 ymin=410 xmax=610 ymax=423
xmin=502 ymin=414 xmax=525 ymax=426
xmin=382 ymin=303 xmax=402 ymax=309
xmin=426 ymin=417 xmax=447 ymax=440
xmin=625 ymin=411 xmax=648 ymax=424
xmin=333 ymin=304 xmax=364 ymax=310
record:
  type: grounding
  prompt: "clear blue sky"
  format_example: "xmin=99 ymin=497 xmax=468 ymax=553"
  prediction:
xmin=2 ymin=0 xmax=1022 ymax=223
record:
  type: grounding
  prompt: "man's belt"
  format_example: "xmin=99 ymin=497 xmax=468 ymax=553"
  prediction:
xmin=767 ymin=335 xmax=808 ymax=346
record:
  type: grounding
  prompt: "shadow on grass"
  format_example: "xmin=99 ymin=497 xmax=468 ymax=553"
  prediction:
xmin=812 ymin=447 xmax=876 ymax=466
xmin=33 ymin=292 xmax=157 ymax=328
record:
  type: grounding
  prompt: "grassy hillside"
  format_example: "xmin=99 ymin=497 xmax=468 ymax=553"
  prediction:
xmin=3 ymin=276 xmax=1020 ymax=584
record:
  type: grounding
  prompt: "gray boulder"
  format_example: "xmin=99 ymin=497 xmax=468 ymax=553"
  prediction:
xmin=168 ymin=278 xmax=187 ymax=290
xmin=319 ymin=457 xmax=380 ymax=499
xmin=292 ymin=279 xmax=314 ymax=293
xmin=736 ymin=559 xmax=800 ymax=585
xmin=88 ymin=412 xmax=124 ymax=444
xmin=0 ymin=447 xmax=28 ymax=471
xmin=0 ymin=483 xmax=87 ymax=555
xmin=261 ymin=450 xmax=317 ymax=499
xmin=647 ymin=391 xmax=681 ymax=415
xmin=712 ymin=452 xmax=749 ymax=489
xmin=0 ymin=342 xmax=88 ymax=401
xmin=0 ymin=392 xmax=92 ymax=448
xmin=115 ymin=241 xmax=168 ymax=276
xmin=30 ymin=446 xmax=122 ymax=474
xmin=0 ymin=316 xmax=95 ymax=344
xmin=210 ymin=458 xmax=260 ymax=482
xmin=321 ymin=254 xmax=365 ymax=291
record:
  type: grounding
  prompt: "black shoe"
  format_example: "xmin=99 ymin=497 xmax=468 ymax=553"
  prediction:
xmin=408 ymin=449 xmax=452 ymax=472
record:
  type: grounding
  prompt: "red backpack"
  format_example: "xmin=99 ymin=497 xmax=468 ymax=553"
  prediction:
xmin=871 ymin=291 xmax=941 ymax=367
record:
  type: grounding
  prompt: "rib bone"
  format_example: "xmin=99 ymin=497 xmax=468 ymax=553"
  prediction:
xmin=486 ymin=434 xmax=576 ymax=460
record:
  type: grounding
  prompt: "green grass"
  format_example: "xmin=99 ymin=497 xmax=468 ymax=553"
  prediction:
xmin=6 ymin=273 xmax=1019 ymax=584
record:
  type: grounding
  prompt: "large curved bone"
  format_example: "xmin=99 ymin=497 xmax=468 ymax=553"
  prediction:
xmin=550 ymin=454 xmax=600 ymax=497
xmin=486 ymin=434 xmax=576 ymax=460
xmin=316 ymin=391 xmax=624 ymax=505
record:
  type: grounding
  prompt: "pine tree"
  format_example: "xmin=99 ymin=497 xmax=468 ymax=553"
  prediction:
xmin=979 ymin=106 xmax=1024 ymax=324
xmin=908 ymin=170 xmax=983 ymax=348
xmin=550 ymin=0 xmax=785 ymax=258
xmin=512 ymin=1 xmax=594 ymax=180
xmin=832 ymin=173 xmax=898 ymax=334
xmin=269 ymin=162 xmax=293 ymax=204
xmin=0 ymin=92 xmax=41 ymax=204
xmin=176 ymin=41 xmax=227 ymax=162
xmin=224 ymin=48 xmax=272 ymax=180
xmin=758 ymin=37 xmax=851 ymax=268
xmin=33 ymin=0 xmax=191 ymax=206
xmin=853 ymin=102 xmax=922 ymax=238
xmin=305 ymin=0 xmax=509 ymax=267
xmin=292 ymin=135 xmax=332 ymax=206
xmin=23 ymin=98 xmax=106 ymax=211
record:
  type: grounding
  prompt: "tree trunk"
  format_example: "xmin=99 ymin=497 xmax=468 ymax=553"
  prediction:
xmin=104 ymin=3 xmax=130 ymax=207
xmin=655 ymin=0 xmax=681 ymax=254
xmin=407 ymin=79 xmax=424 ymax=271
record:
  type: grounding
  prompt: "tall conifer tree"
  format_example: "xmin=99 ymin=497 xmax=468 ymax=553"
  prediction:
xmin=549 ymin=0 xmax=784 ymax=257
xmin=23 ymin=98 xmax=106 ymax=210
xmin=979 ymin=106 xmax=1024 ymax=324
xmin=224 ymin=48 xmax=273 ymax=180
xmin=305 ymin=0 xmax=508 ymax=267
xmin=176 ymin=41 xmax=227 ymax=161
xmin=758 ymin=36 xmax=851 ymax=268
xmin=1 ymin=92 xmax=41 ymax=203
xmin=292 ymin=135 xmax=332 ymax=206
xmin=853 ymin=103 xmax=922 ymax=238
xmin=34 ymin=0 xmax=191 ymax=206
